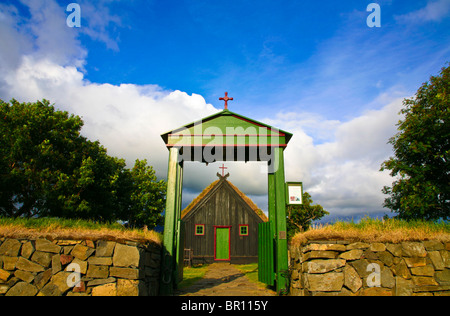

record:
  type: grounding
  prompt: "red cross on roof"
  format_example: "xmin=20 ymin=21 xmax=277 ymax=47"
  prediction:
xmin=219 ymin=92 xmax=233 ymax=110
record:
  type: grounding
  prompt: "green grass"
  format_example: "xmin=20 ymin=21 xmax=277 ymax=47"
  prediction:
xmin=329 ymin=217 xmax=450 ymax=233
xmin=292 ymin=217 xmax=450 ymax=246
xmin=0 ymin=216 xmax=162 ymax=244
xmin=178 ymin=265 xmax=209 ymax=289
xmin=0 ymin=216 xmax=125 ymax=230
xmin=234 ymin=263 xmax=259 ymax=283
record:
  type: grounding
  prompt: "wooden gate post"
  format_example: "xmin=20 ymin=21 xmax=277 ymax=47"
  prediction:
xmin=268 ymin=147 xmax=289 ymax=293
xmin=160 ymin=147 xmax=183 ymax=295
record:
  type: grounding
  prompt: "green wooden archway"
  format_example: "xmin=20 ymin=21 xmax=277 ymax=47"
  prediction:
xmin=159 ymin=95 xmax=293 ymax=295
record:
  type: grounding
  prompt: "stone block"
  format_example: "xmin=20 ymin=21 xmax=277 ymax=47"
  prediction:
xmin=359 ymin=287 xmax=392 ymax=296
xmin=302 ymin=251 xmax=338 ymax=261
xmin=404 ymin=257 xmax=427 ymax=268
xmin=386 ymin=243 xmax=403 ymax=257
xmin=338 ymin=249 xmax=363 ymax=260
xmin=21 ymin=241 xmax=35 ymax=259
xmin=50 ymin=271 xmax=72 ymax=294
xmin=423 ymin=241 xmax=444 ymax=251
xmin=369 ymin=243 xmax=386 ymax=252
xmin=92 ymin=282 xmax=117 ymax=296
xmin=410 ymin=265 xmax=435 ymax=277
xmin=71 ymin=244 xmax=95 ymax=261
xmin=346 ymin=242 xmax=369 ymax=250
xmin=113 ymin=243 xmax=141 ymax=268
xmin=2 ymin=256 xmax=18 ymax=270
xmin=35 ymin=239 xmax=61 ymax=254
xmin=117 ymin=279 xmax=140 ymax=296
xmin=412 ymin=276 xmax=438 ymax=287
xmin=38 ymin=283 xmax=63 ymax=296
xmin=96 ymin=241 xmax=116 ymax=257
xmin=392 ymin=260 xmax=411 ymax=279
xmin=344 ymin=265 xmax=362 ymax=293
xmin=0 ymin=239 xmax=21 ymax=257
xmin=88 ymin=256 xmax=112 ymax=266
xmin=305 ymin=272 xmax=344 ymax=292
xmin=67 ymin=258 xmax=87 ymax=274
xmin=16 ymin=257 xmax=45 ymax=273
xmin=31 ymin=251 xmax=53 ymax=268
xmin=14 ymin=270 xmax=34 ymax=283
xmin=6 ymin=282 xmax=38 ymax=296
xmin=0 ymin=268 xmax=11 ymax=281
xmin=378 ymin=251 xmax=394 ymax=266
xmin=435 ymin=269 xmax=450 ymax=284
xmin=110 ymin=267 xmax=141 ymax=280
xmin=59 ymin=254 xmax=74 ymax=265
xmin=381 ymin=267 xmax=395 ymax=288
xmin=303 ymin=259 xmax=346 ymax=274
xmin=34 ymin=269 xmax=52 ymax=289
xmin=52 ymin=254 xmax=62 ymax=274
xmin=350 ymin=259 xmax=371 ymax=278
xmin=86 ymin=265 xmax=109 ymax=279
xmin=429 ymin=251 xmax=445 ymax=270
xmin=402 ymin=242 xmax=427 ymax=257
xmin=395 ymin=276 xmax=414 ymax=296
xmin=303 ymin=243 xmax=346 ymax=252
xmin=87 ymin=277 xmax=116 ymax=287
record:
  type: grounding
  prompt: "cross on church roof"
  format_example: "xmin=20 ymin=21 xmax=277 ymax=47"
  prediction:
xmin=219 ymin=164 xmax=228 ymax=177
xmin=219 ymin=92 xmax=233 ymax=110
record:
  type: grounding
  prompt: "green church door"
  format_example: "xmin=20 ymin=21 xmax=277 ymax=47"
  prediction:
xmin=214 ymin=226 xmax=230 ymax=261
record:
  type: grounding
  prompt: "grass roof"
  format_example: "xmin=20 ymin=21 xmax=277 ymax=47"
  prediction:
xmin=291 ymin=217 xmax=450 ymax=247
xmin=0 ymin=217 xmax=162 ymax=245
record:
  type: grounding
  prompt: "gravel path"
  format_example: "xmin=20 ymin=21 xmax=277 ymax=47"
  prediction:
xmin=175 ymin=263 xmax=276 ymax=296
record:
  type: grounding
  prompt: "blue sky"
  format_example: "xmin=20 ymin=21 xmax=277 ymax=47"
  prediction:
xmin=0 ymin=0 xmax=449 ymax=221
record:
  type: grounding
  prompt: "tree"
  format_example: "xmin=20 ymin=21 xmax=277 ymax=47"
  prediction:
xmin=0 ymin=99 xmax=166 ymax=225
xmin=119 ymin=159 xmax=167 ymax=229
xmin=0 ymin=99 xmax=86 ymax=217
xmin=286 ymin=191 xmax=328 ymax=239
xmin=380 ymin=64 xmax=450 ymax=221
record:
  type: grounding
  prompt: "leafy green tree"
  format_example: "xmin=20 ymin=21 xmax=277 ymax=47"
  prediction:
xmin=286 ymin=191 xmax=328 ymax=239
xmin=121 ymin=159 xmax=167 ymax=229
xmin=380 ymin=64 xmax=450 ymax=221
xmin=0 ymin=99 xmax=86 ymax=217
xmin=0 ymin=99 xmax=166 ymax=225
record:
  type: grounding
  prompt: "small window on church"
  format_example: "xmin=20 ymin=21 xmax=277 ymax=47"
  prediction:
xmin=195 ymin=224 xmax=205 ymax=236
xmin=239 ymin=225 xmax=249 ymax=236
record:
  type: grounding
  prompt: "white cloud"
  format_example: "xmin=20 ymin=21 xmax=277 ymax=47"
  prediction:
xmin=395 ymin=0 xmax=450 ymax=24
xmin=1 ymin=55 xmax=219 ymax=178
xmin=264 ymin=98 xmax=404 ymax=217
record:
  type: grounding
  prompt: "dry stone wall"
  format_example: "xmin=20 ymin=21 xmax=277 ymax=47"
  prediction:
xmin=290 ymin=240 xmax=450 ymax=296
xmin=0 ymin=237 xmax=161 ymax=296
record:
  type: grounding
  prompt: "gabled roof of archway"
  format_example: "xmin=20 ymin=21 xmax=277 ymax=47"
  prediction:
xmin=161 ymin=109 xmax=293 ymax=148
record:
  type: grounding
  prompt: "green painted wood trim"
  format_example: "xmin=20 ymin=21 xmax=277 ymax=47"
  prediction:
xmin=161 ymin=109 xmax=292 ymax=146
xmin=160 ymin=148 xmax=182 ymax=295
xmin=273 ymin=147 xmax=289 ymax=294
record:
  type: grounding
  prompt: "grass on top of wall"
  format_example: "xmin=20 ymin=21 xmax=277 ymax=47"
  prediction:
xmin=291 ymin=217 xmax=450 ymax=247
xmin=0 ymin=217 xmax=162 ymax=245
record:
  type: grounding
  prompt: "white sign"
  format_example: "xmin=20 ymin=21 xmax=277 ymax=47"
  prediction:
xmin=287 ymin=183 xmax=302 ymax=205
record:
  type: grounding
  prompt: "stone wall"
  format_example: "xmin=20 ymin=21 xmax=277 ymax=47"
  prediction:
xmin=290 ymin=240 xmax=450 ymax=296
xmin=0 ymin=237 xmax=161 ymax=296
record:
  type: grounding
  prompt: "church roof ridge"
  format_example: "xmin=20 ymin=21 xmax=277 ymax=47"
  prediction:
xmin=181 ymin=177 xmax=268 ymax=222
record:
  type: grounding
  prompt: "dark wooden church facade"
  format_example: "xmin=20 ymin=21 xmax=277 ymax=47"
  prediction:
xmin=181 ymin=173 xmax=267 ymax=264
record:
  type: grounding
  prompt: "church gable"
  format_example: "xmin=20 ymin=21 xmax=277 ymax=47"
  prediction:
xmin=181 ymin=174 xmax=267 ymax=223
xmin=181 ymin=173 xmax=267 ymax=264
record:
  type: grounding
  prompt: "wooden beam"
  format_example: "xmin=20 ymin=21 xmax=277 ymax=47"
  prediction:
xmin=160 ymin=148 xmax=183 ymax=295
xmin=272 ymin=147 xmax=289 ymax=293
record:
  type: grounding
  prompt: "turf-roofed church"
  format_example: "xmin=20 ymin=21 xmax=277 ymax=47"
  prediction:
xmin=181 ymin=171 xmax=268 ymax=264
